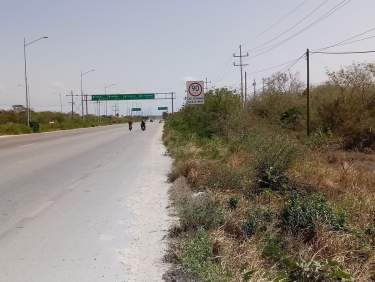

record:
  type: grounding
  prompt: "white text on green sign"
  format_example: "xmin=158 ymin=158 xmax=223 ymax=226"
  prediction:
xmin=91 ymin=93 xmax=155 ymax=101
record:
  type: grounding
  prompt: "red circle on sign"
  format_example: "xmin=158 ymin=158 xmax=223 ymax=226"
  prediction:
xmin=189 ymin=83 xmax=203 ymax=96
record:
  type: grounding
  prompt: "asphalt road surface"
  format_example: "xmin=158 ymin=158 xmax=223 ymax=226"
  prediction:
xmin=0 ymin=123 xmax=171 ymax=282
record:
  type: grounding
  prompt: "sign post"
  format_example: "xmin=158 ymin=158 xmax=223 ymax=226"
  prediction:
xmin=186 ymin=81 xmax=205 ymax=105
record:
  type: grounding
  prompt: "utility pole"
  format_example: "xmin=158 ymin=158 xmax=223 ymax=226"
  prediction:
xmin=244 ymin=72 xmax=247 ymax=103
xmin=85 ymin=95 xmax=89 ymax=117
xmin=306 ymin=48 xmax=310 ymax=136
xmin=80 ymin=72 xmax=84 ymax=118
xmin=104 ymin=83 xmax=116 ymax=116
xmin=171 ymin=92 xmax=174 ymax=114
xmin=59 ymin=93 xmax=63 ymax=113
xmin=233 ymin=44 xmax=249 ymax=103
xmin=262 ymin=78 xmax=265 ymax=93
xmin=253 ymin=80 xmax=257 ymax=97
xmin=112 ymin=104 xmax=119 ymax=117
xmin=80 ymin=69 xmax=95 ymax=119
xmin=204 ymin=77 xmax=212 ymax=92
xmin=66 ymin=90 xmax=79 ymax=118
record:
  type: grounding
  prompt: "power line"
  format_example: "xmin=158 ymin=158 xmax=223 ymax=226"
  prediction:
xmin=249 ymin=0 xmax=352 ymax=59
xmin=250 ymin=0 xmax=329 ymax=53
xmin=311 ymin=50 xmax=375 ymax=55
xmin=313 ymin=26 xmax=375 ymax=51
xmin=253 ymin=0 xmax=309 ymax=41
xmin=248 ymin=53 xmax=305 ymax=75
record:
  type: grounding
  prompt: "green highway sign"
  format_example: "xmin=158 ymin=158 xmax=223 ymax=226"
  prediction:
xmin=91 ymin=93 xmax=155 ymax=101
xmin=131 ymin=108 xmax=142 ymax=112
xmin=158 ymin=106 xmax=168 ymax=111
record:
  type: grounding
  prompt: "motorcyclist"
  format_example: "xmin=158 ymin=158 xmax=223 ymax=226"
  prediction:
xmin=141 ymin=120 xmax=146 ymax=130
xmin=128 ymin=120 xmax=133 ymax=131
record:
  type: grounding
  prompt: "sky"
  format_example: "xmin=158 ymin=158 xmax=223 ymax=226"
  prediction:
xmin=1 ymin=0 xmax=375 ymax=116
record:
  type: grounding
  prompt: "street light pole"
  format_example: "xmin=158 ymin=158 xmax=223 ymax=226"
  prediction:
xmin=80 ymin=69 xmax=95 ymax=119
xmin=23 ymin=36 xmax=48 ymax=126
xmin=23 ymin=38 xmax=29 ymax=126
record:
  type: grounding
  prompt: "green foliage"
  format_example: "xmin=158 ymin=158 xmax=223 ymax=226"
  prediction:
xmin=177 ymin=193 xmax=224 ymax=230
xmin=261 ymin=233 xmax=284 ymax=261
xmin=166 ymin=88 xmax=241 ymax=138
xmin=280 ymin=107 xmax=302 ymax=129
xmin=0 ymin=123 xmax=32 ymax=135
xmin=252 ymin=137 xmax=296 ymax=192
xmin=182 ymin=229 xmax=229 ymax=282
xmin=243 ymin=208 xmax=273 ymax=238
xmin=0 ymin=109 xmax=130 ymax=135
xmin=281 ymin=193 xmax=345 ymax=235
xmin=289 ymin=259 xmax=352 ymax=282
xmin=227 ymin=196 xmax=239 ymax=210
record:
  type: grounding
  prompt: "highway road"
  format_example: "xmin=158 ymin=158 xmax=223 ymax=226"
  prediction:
xmin=0 ymin=123 xmax=171 ymax=282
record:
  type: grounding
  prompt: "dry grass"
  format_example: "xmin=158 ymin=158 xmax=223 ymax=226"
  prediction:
xmin=164 ymin=125 xmax=375 ymax=281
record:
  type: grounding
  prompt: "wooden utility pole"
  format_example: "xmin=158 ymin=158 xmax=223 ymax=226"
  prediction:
xmin=204 ymin=77 xmax=212 ymax=92
xmin=262 ymin=78 xmax=265 ymax=93
xmin=244 ymin=72 xmax=247 ymax=103
xmin=171 ymin=92 xmax=174 ymax=114
xmin=59 ymin=93 xmax=63 ymax=113
xmin=233 ymin=45 xmax=249 ymax=103
xmin=66 ymin=90 xmax=79 ymax=118
xmin=306 ymin=48 xmax=310 ymax=136
xmin=253 ymin=79 xmax=257 ymax=97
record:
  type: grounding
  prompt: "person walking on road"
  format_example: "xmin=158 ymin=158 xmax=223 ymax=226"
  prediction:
xmin=128 ymin=120 xmax=133 ymax=131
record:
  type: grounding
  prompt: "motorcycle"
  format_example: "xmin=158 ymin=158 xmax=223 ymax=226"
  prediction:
xmin=141 ymin=121 xmax=146 ymax=131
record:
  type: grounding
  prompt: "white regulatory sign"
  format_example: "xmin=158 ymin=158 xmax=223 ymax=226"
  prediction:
xmin=186 ymin=81 xmax=205 ymax=105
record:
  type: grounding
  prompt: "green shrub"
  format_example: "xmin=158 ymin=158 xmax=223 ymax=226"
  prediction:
xmin=253 ymin=138 xmax=296 ymax=192
xmin=0 ymin=123 xmax=32 ymax=135
xmin=228 ymin=196 xmax=239 ymax=210
xmin=281 ymin=193 xmax=345 ymax=235
xmin=177 ymin=193 xmax=224 ymax=230
xmin=166 ymin=88 xmax=241 ymax=139
xmin=261 ymin=233 xmax=283 ymax=261
xmin=243 ymin=209 xmax=273 ymax=238
xmin=182 ymin=229 xmax=229 ymax=282
xmin=289 ymin=259 xmax=352 ymax=281
xmin=280 ymin=107 xmax=302 ymax=129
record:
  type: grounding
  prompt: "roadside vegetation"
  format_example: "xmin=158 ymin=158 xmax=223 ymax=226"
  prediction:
xmin=0 ymin=110 xmax=131 ymax=135
xmin=163 ymin=63 xmax=375 ymax=281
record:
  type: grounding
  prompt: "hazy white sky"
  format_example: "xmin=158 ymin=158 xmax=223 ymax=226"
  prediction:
xmin=1 ymin=0 xmax=375 ymax=115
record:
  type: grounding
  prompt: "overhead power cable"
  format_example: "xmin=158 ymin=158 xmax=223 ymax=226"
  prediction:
xmin=250 ymin=0 xmax=329 ymax=53
xmin=312 ymin=26 xmax=375 ymax=51
xmin=311 ymin=50 xmax=375 ymax=55
xmin=249 ymin=0 xmax=352 ymax=59
xmin=253 ymin=0 xmax=310 ymax=41
xmin=249 ymin=53 xmax=305 ymax=75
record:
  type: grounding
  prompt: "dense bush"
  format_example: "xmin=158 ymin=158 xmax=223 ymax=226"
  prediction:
xmin=252 ymin=137 xmax=296 ymax=192
xmin=167 ymin=88 xmax=241 ymax=138
xmin=281 ymin=193 xmax=345 ymax=235
xmin=0 ymin=123 xmax=32 ymax=135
